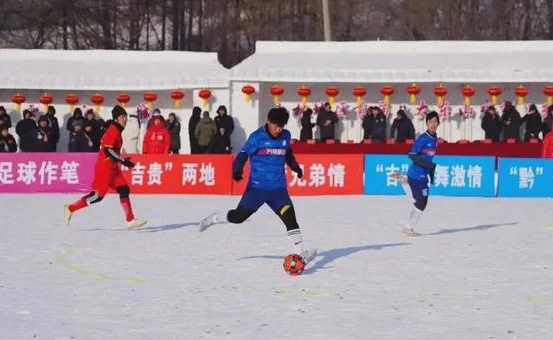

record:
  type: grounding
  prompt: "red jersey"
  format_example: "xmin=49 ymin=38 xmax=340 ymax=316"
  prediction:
xmin=143 ymin=125 xmax=171 ymax=154
xmin=97 ymin=122 xmax=124 ymax=167
xmin=543 ymin=132 xmax=553 ymax=158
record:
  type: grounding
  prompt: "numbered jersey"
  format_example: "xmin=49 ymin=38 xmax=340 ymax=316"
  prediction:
xmin=97 ymin=122 xmax=124 ymax=166
xmin=407 ymin=131 xmax=437 ymax=180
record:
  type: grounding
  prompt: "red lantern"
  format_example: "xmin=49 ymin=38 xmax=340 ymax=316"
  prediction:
xmin=380 ymin=86 xmax=395 ymax=104
xmin=241 ymin=85 xmax=256 ymax=103
xmin=65 ymin=93 xmax=80 ymax=112
xmin=433 ymin=85 xmax=448 ymax=105
xmin=352 ymin=86 xmax=367 ymax=106
xmin=514 ymin=85 xmax=528 ymax=105
xmin=325 ymin=87 xmax=339 ymax=106
xmin=487 ymin=86 xmax=502 ymax=104
xmin=198 ymin=89 xmax=212 ymax=108
xmin=143 ymin=92 xmax=158 ymax=109
xmin=170 ymin=90 xmax=185 ymax=108
xmin=297 ymin=86 xmax=311 ymax=105
xmin=407 ymin=84 xmax=421 ymax=104
xmin=116 ymin=93 xmax=131 ymax=108
xmin=11 ymin=93 xmax=26 ymax=113
xmin=90 ymin=93 xmax=105 ymax=113
xmin=543 ymin=86 xmax=553 ymax=105
xmin=270 ymin=84 xmax=284 ymax=105
xmin=461 ymin=85 xmax=476 ymax=105
xmin=39 ymin=93 xmax=53 ymax=112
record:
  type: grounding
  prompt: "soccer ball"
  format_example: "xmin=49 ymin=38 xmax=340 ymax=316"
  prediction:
xmin=283 ymin=254 xmax=306 ymax=276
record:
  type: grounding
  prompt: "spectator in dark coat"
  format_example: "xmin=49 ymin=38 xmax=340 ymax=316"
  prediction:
xmin=15 ymin=109 xmax=37 ymax=152
xmin=316 ymin=102 xmax=338 ymax=142
xmin=66 ymin=107 xmax=84 ymax=133
xmin=33 ymin=115 xmax=54 ymax=152
xmin=390 ymin=109 xmax=415 ymax=142
xmin=501 ymin=102 xmax=521 ymax=141
xmin=522 ymin=104 xmax=542 ymax=141
xmin=214 ymin=105 xmax=234 ymax=153
xmin=370 ymin=107 xmax=387 ymax=142
xmin=0 ymin=106 xmax=12 ymax=128
xmin=68 ymin=121 xmax=89 ymax=152
xmin=300 ymin=108 xmax=315 ymax=141
xmin=481 ymin=106 xmax=502 ymax=142
xmin=83 ymin=121 xmax=99 ymax=152
xmin=45 ymin=105 xmax=60 ymax=151
xmin=543 ymin=105 xmax=553 ymax=138
xmin=167 ymin=113 xmax=181 ymax=154
xmin=0 ymin=124 xmax=17 ymax=152
xmin=362 ymin=107 xmax=374 ymax=140
xmin=188 ymin=106 xmax=201 ymax=154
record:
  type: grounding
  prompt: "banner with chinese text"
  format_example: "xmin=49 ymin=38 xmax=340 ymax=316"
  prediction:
xmin=118 ymin=154 xmax=233 ymax=194
xmin=498 ymin=158 xmax=553 ymax=197
xmin=231 ymin=154 xmax=364 ymax=195
xmin=0 ymin=153 xmax=95 ymax=192
xmin=364 ymin=155 xmax=495 ymax=197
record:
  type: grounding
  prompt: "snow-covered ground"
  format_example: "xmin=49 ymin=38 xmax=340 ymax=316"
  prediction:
xmin=1 ymin=194 xmax=552 ymax=340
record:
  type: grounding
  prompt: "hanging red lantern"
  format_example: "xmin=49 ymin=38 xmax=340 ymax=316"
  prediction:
xmin=461 ymin=85 xmax=476 ymax=105
xmin=65 ymin=93 xmax=80 ymax=112
xmin=270 ymin=84 xmax=284 ymax=105
xmin=487 ymin=86 xmax=502 ymax=105
xmin=543 ymin=86 xmax=553 ymax=106
xmin=433 ymin=84 xmax=448 ymax=105
xmin=90 ymin=93 xmax=105 ymax=113
xmin=170 ymin=90 xmax=185 ymax=108
xmin=352 ymin=86 xmax=367 ymax=106
xmin=11 ymin=93 xmax=26 ymax=113
xmin=39 ymin=93 xmax=53 ymax=112
xmin=198 ymin=88 xmax=212 ymax=108
xmin=407 ymin=84 xmax=421 ymax=104
xmin=296 ymin=86 xmax=311 ymax=105
xmin=325 ymin=87 xmax=339 ymax=106
xmin=514 ymin=85 xmax=528 ymax=105
xmin=241 ymin=85 xmax=256 ymax=103
xmin=143 ymin=92 xmax=158 ymax=109
xmin=380 ymin=86 xmax=395 ymax=104
xmin=116 ymin=93 xmax=131 ymax=108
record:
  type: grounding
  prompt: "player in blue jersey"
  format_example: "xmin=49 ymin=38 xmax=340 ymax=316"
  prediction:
xmin=392 ymin=111 xmax=439 ymax=237
xmin=198 ymin=107 xmax=317 ymax=263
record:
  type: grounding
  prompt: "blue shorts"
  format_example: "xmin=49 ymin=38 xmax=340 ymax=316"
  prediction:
xmin=407 ymin=178 xmax=428 ymax=201
xmin=238 ymin=187 xmax=293 ymax=214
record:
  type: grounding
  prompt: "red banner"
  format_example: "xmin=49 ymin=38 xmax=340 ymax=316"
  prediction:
xmin=118 ymin=154 xmax=233 ymax=194
xmin=231 ymin=154 xmax=364 ymax=196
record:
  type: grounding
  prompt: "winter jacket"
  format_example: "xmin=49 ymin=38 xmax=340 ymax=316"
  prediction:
xmin=371 ymin=112 xmax=387 ymax=142
xmin=188 ymin=108 xmax=202 ymax=154
xmin=300 ymin=110 xmax=315 ymax=141
xmin=316 ymin=109 xmax=338 ymax=141
xmin=543 ymin=113 xmax=553 ymax=137
xmin=481 ymin=112 xmax=502 ymax=142
xmin=0 ymin=113 xmax=12 ymax=129
xmin=0 ymin=134 xmax=17 ymax=152
xmin=66 ymin=115 xmax=84 ymax=132
xmin=142 ymin=124 xmax=171 ymax=154
xmin=68 ymin=131 xmax=89 ymax=152
xmin=501 ymin=107 xmax=521 ymax=141
xmin=122 ymin=114 xmax=141 ymax=154
xmin=214 ymin=111 xmax=234 ymax=152
xmin=45 ymin=114 xmax=60 ymax=150
xmin=167 ymin=120 xmax=181 ymax=153
xmin=390 ymin=117 xmax=416 ymax=142
xmin=33 ymin=127 xmax=53 ymax=152
xmin=15 ymin=118 xmax=37 ymax=152
xmin=194 ymin=117 xmax=217 ymax=147
xmin=543 ymin=131 xmax=553 ymax=158
xmin=522 ymin=112 xmax=542 ymax=141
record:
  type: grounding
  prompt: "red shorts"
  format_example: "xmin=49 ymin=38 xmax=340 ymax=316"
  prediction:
xmin=91 ymin=164 xmax=127 ymax=197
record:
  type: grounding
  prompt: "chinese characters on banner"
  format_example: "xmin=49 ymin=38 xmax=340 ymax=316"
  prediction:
xmin=498 ymin=158 xmax=553 ymax=197
xmin=364 ymin=155 xmax=495 ymax=196
xmin=0 ymin=153 xmax=95 ymax=192
xmin=231 ymin=154 xmax=364 ymax=195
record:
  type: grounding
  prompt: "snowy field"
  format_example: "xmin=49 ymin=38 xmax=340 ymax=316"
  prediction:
xmin=1 ymin=194 xmax=553 ymax=340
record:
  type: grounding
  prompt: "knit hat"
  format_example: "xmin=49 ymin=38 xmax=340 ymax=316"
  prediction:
xmin=112 ymin=105 xmax=127 ymax=120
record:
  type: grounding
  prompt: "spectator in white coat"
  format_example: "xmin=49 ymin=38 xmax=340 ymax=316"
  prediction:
xmin=122 ymin=104 xmax=144 ymax=154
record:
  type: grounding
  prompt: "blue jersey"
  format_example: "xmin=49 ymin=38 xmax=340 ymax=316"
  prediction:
xmin=407 ymin=131 xmax=437 ymax=180
xmin=239 ymin=126 xmax=291 ymax=190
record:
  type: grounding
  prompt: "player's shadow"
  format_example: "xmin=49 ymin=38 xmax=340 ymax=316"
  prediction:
xmin=426 ymin=222 xmax=519 ymax=236
xmin=240 ymin=242 xmax=410 ymax=275
xmin=138 ymin=222 xmax=199 ymax=233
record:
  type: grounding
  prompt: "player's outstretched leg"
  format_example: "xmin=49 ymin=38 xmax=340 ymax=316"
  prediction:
xmin=199 ymin=207 xmax=253 ymax=232
xmin=116 ymin=185 xmax=147 ymax=228
xmin=64 ymin=190 xmax=103 ymax=225
xmin=276 ymin=204 xmax=317 ymax=264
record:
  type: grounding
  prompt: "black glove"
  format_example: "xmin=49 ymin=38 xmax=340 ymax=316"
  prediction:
xmin=233 ymin=171 xmax=243 ymax=182
xmin=122 ymin=157 xmax=135 ymax=169
xmin=295 ymin=167 xmax=303 ymax=179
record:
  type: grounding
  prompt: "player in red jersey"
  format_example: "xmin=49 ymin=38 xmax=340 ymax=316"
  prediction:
xmin=543 ymin=131 xmax=553 ymax=158
xmin=64 ymin=105 xmax=147 ymax=228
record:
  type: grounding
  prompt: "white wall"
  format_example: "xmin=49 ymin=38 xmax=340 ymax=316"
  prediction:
xmin=0 ymin=88 xmax=229 ymax=153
